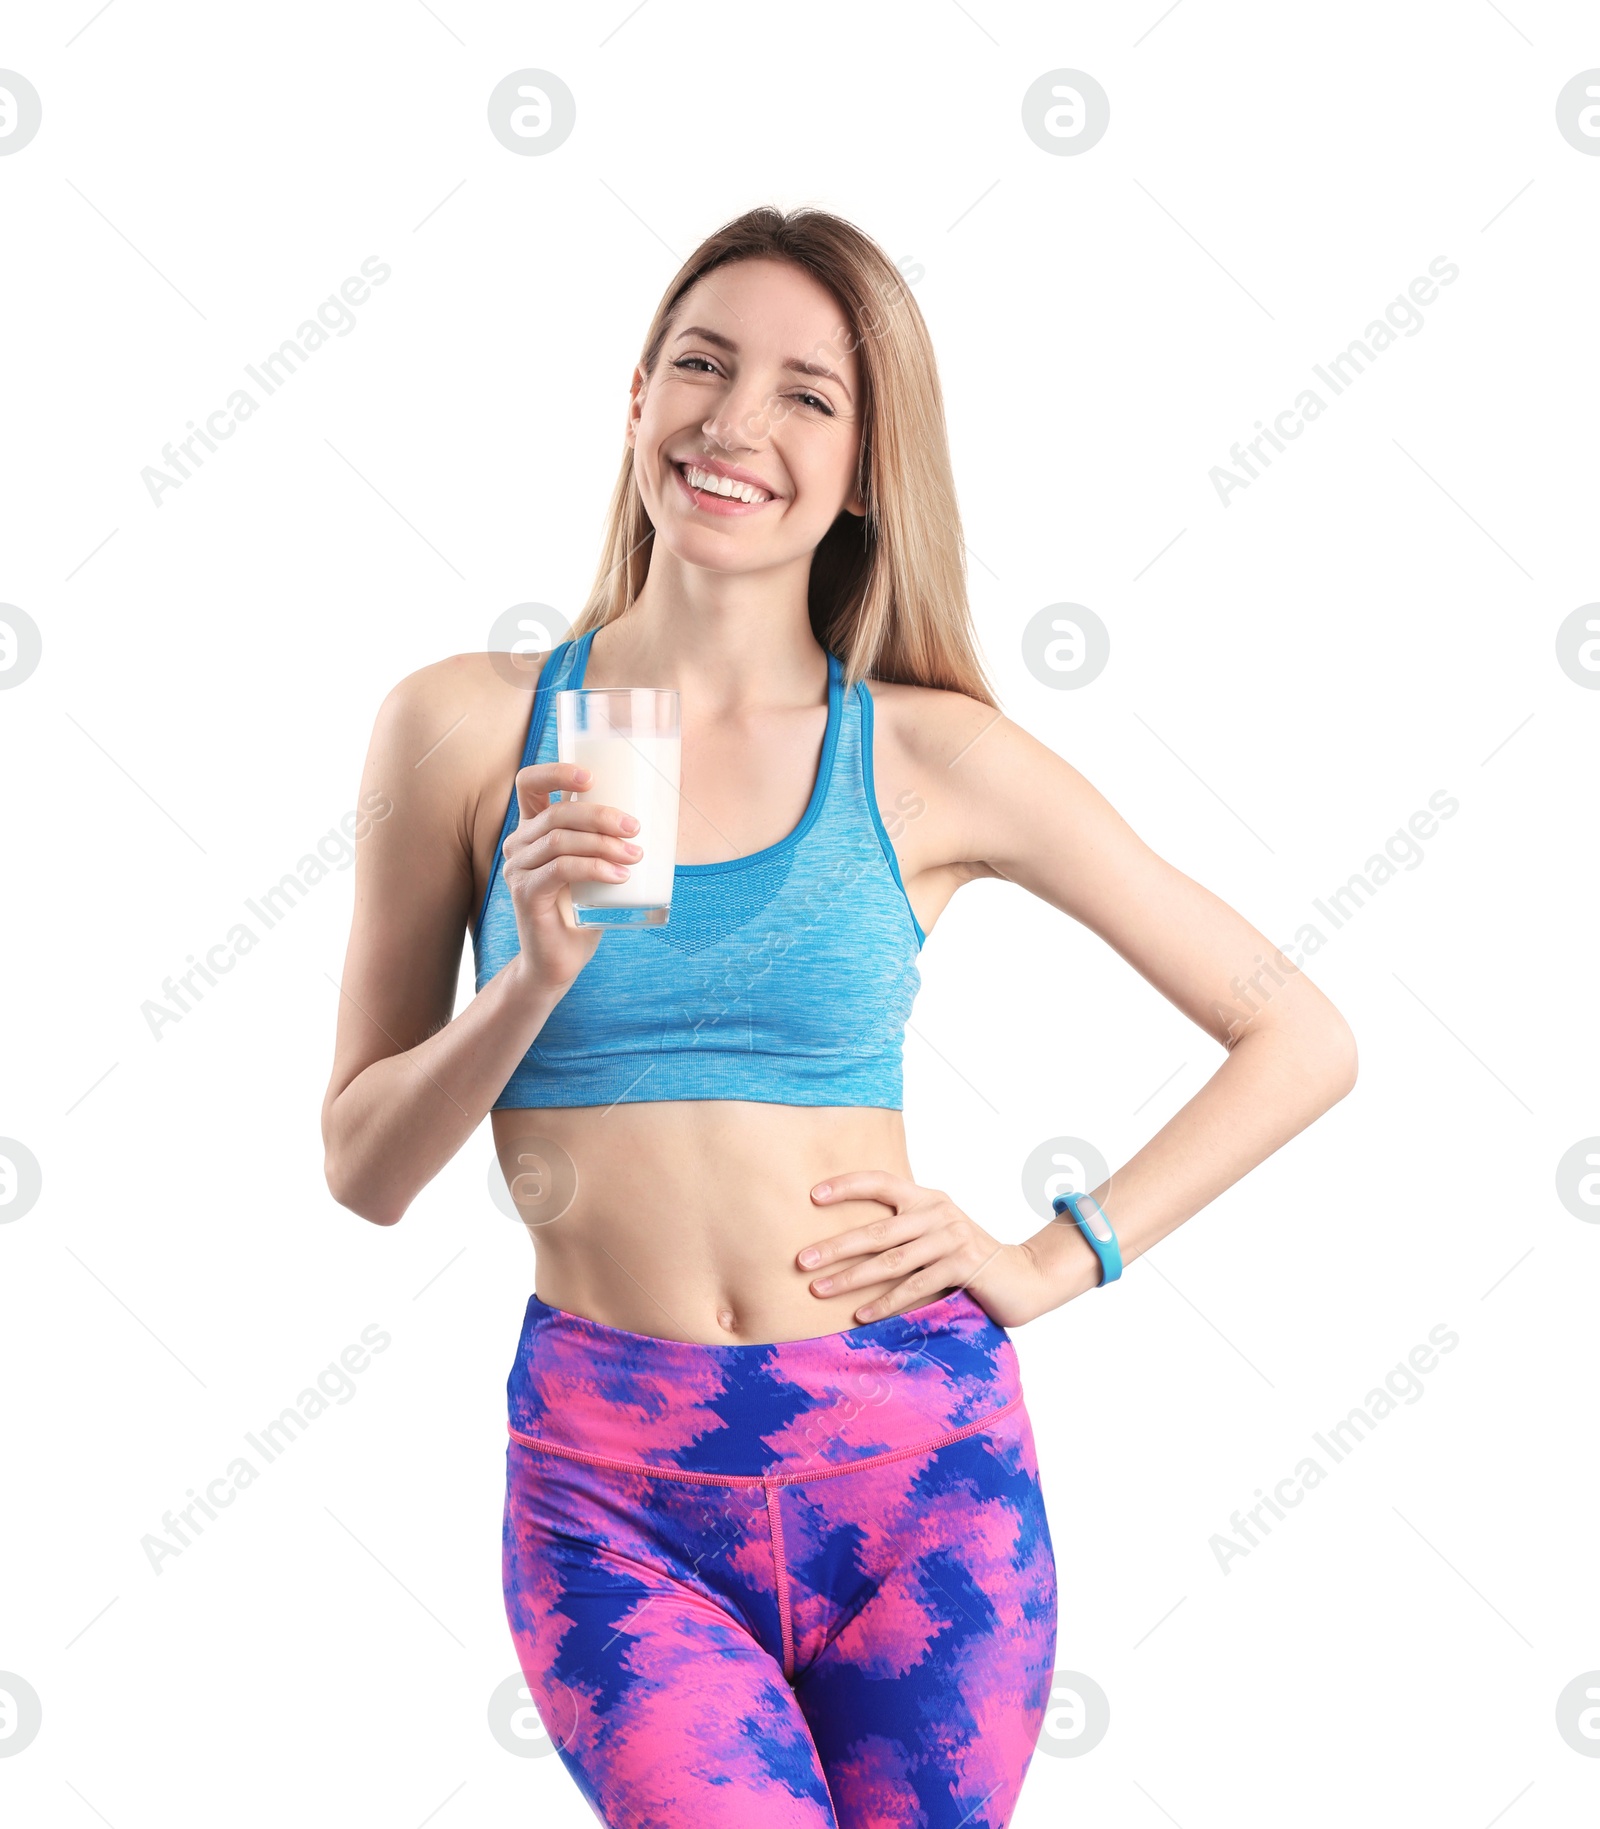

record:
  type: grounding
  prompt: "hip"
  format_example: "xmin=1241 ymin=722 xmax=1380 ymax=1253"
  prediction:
xmin=501 ymin=1281 xmax=1059 ymax=1727
xmin=505 ymin=1284 xmax=1032 ymax=1483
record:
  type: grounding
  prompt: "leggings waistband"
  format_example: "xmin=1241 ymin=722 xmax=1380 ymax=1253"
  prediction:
xmin=506 ymin=1286 xmax=1023 ymax=1481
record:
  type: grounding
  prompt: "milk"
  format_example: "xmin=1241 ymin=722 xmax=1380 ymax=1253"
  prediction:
xmin=566 ymin=722 xmax=681 ymax=912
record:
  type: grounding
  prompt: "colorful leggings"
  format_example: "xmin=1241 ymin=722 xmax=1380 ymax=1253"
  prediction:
xmin=501 ymin=1286 xmax=1059 ymax=1828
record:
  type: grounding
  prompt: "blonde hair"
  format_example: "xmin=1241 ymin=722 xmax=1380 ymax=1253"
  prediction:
xmin=566 ymin=205 xmax=999 ymax=710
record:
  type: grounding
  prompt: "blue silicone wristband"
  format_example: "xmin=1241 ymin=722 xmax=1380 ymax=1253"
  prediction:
xmin=1052 ymin=1191 xmax=1123 ymax=1285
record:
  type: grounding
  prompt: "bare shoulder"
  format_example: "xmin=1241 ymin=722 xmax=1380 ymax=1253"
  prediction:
xmin=374 ymin=649 xmax=529 ymax=745
xmin=862 ymin=674 xmax=1018 ymax=880
xmin=372 ymin=650 xmax=538 ymax=811
xmin=357 ymin=651 xmax=544 ymax=914
xmin=864 ymin=672 xmax=1358 ymax=1066
xmin=867 ymin=669 xmax=1204 ymax=935
xmin=863 ymin=675 xmax=1008 ymax=770
xmin=862 ymin=672 xmax=1136 ymax=889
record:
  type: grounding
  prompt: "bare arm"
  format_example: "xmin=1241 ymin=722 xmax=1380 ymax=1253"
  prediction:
xmin=319 ymin=661 xmax=549 ymax=1224
xmin=940 ymin=703 xmax=1359 ymax=1306
xmin=319 ymin=659 xmax=632 ymax=1226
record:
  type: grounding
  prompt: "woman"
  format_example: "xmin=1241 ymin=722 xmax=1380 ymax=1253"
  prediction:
xmin=322 ymin=206 xmax=1357 ymax=1827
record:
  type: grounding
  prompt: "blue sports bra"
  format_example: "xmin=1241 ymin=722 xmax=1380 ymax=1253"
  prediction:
xmin=472 ymin=629 xmax=926 ymax=1111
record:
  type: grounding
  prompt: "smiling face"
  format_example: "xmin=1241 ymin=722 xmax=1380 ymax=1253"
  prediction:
xmin=626 ymin=257 xmax=868 ymax=578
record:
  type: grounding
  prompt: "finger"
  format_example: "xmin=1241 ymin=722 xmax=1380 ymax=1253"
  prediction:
xmin=797 ymin=1208 xmax=919 ymax=1269
xmin=809 ymin=1168 xmax=919 ymax=1207
xmin=798 ymin=1178 xmax=951 ymax=1265
xmin=514 ymin=760 xmax=590 ymax=825
xmin=549 ymin=800 xmax=642 ymax=835
xmin=809 ymin=1226 xmax=953 ymax=1298
xmin=523 ymin=796 xmax=638 ymax=831
xmin=510 ymin=820 xmax=641 ymax=871
xmin=851 ymin=1261 xmax=964 ymax=1325
xmin=798 ymin=1210 xmax=927 ymax=1274
xmin=507 ymin=847 xmax=634 ymax=897
xmin=509 ymin=802 xmax=643 ymax=867
xmin=837 ymin=1224 xmax=1007 ymax=1315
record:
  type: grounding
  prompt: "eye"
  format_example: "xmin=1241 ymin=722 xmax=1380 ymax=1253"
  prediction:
xmin=672 ymin=356 xmax=835 ymax=417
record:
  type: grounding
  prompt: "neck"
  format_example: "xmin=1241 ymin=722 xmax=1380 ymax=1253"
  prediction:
xmin=587 ymin=555 xmax=828 ymax=714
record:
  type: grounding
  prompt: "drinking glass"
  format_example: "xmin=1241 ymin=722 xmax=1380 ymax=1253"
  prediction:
xmin=555 ymin=685 xmax=681 ymax=926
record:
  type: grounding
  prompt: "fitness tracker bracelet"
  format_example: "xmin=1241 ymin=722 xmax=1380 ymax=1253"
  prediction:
xmin=1051 ymin=1190 xmax=1123 ymax=1286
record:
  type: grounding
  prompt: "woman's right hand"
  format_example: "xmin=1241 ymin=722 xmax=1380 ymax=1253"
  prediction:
xmin=502 ymin=761 xmax=642 ymax=995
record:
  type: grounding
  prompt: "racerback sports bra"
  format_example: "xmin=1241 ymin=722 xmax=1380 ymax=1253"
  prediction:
xmin=472 ymin=629 xmax=925 ymax=1111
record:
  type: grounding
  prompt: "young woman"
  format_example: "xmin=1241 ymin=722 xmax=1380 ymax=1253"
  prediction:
xmin=322 ymin=206 xmax=1357 ymax=1827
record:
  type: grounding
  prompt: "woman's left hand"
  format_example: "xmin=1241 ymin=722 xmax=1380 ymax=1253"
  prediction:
xmin=797 ymin=1170 xmax=1056 ymax=1330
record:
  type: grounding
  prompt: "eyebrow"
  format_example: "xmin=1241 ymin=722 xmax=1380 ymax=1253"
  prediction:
xmin=672 ymin=325 xmax=853 ymax=403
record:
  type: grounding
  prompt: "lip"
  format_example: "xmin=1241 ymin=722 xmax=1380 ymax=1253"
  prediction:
xmin=670 ymin=455 xmax=780 ymax=515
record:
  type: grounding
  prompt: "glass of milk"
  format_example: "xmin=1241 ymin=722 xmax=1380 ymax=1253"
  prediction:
xmin=555 ymin=684 xmax=681 ymax=926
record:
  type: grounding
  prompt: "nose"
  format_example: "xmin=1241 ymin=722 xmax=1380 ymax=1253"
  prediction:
xmin=700 ymin=369 xmax=779 ymax=451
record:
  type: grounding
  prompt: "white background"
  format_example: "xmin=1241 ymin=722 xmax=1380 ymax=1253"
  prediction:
xmin=2 ymin=2 xmax=1597 ymax=1823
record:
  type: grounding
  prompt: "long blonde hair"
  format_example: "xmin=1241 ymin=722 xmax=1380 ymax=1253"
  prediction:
xmin=566 ymin=205 xmax=999 ymax=709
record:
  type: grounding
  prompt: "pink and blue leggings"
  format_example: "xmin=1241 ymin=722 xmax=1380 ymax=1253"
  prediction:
xmin=502 ymin=1286 xmax=1059 ymax=1827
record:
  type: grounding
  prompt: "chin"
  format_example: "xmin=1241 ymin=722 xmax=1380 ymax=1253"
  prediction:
xmin=656 ymin=525 xmax=776 ymax=570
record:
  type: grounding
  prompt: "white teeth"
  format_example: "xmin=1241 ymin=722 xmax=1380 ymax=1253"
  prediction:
xmin=683 ymin=463 xmax=769 ymax=504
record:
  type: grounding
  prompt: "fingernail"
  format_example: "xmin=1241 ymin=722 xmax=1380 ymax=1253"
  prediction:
xmin=574 ymin=767 xmax=590 ymax=782
xmin=812 ymin=1183 xmax=831 ymax=1198
xmin=813 ymin=1278 xmax=833 ymax=1293
xmin=622 ymin=815 xmax=640 ymax=833
xmin=798 ymin=1248 xmax=820 ymax=1267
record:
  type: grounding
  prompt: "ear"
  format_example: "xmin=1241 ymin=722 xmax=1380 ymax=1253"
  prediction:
xmin=842 ymin=480 xmax=867 ymax=519
xmin=624 ymin=363 xmax=647 ymax=447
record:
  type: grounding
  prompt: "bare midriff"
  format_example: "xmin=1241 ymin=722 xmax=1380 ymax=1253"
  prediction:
xmin=489 ymin=1099 xmax=938 ymax=1344
xmin=465 ymin=648 xmax=977 ymax=1348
